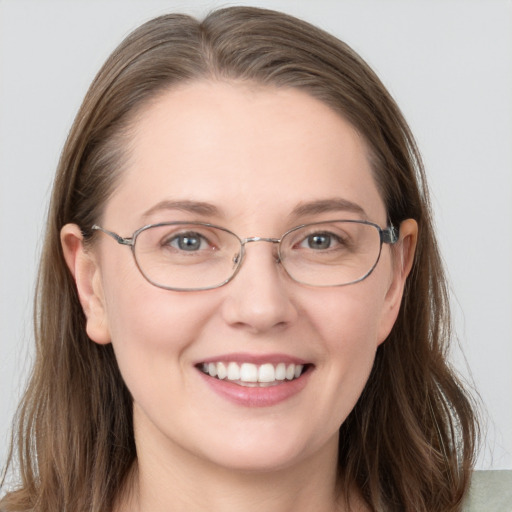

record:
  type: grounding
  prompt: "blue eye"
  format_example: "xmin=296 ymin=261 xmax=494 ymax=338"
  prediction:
xmin=168 ymin=232 xmax=208 ymax=251
xmin=301 ymin=232 xmax=340 ymax=250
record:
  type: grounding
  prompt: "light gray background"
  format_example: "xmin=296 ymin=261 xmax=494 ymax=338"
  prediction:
xmin=1 ymin=0 xmax=511 ymax=470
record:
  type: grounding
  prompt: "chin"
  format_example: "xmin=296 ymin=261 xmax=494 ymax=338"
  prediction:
xmin=192 ymin=426 xmax=337 ymax=475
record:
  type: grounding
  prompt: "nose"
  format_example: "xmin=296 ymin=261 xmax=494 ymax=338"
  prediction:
xmin=220 ymin=241 xmax=298 ymax=334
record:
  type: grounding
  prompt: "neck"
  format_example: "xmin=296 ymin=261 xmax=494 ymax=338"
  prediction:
xmin=126 ymin=459 xmax=341 ymax=512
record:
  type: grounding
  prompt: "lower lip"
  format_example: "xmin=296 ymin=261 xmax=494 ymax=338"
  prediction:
xmin=197 ymin=368 xmax=312 ymax=407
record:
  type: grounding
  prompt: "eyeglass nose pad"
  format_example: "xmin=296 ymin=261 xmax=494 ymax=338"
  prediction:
xmin=231 ymin=244 xmax=280 ymax=269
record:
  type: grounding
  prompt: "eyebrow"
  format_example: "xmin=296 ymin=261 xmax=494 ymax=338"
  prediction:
xmin=141 ymin=197 xmax=367 ymax=222
xmin=290 ymin=198 xmax=367 ymax=219
xmin=142 ymin=200 xmax=222 ymax=219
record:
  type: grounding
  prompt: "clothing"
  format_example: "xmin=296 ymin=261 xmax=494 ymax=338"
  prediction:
xmin=464 ymin=470 xmax=512 ymax=511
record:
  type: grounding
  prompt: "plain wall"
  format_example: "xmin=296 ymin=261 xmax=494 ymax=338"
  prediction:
xmin=1 ymin=0 xmax=511 ymax=470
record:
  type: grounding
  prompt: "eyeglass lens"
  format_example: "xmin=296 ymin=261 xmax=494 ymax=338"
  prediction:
xmin=132 ymin=221 xmax=383 ymax=291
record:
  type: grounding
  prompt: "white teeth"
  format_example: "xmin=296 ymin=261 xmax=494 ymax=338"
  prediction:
xmin=275 ymin=363 xmax=286 ymax=380
xmin=217 ymin=362 xmax=227 ymax=380
xmin=240 ymin=363 xmax=258 ymax=382
xmin=208 ymin=362 xmax=217 ymax=377
xmin=258 ymin=363 xmax=275 ymax=383
xmin=202 ymin=361 xmax=305 ymax=384
xmin=227 ymin=362 xmax=240 ymax=380
xmin=285 ymin=364 xmax=296 ymax=380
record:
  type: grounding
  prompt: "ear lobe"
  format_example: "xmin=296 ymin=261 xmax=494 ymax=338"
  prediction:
xmin=61 ymin=223 xmax=111 ymax=345
xmin=377 ymin=218 xmax=418 ymax=344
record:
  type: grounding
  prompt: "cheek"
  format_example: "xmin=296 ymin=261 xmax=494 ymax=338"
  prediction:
xmin=311 ymin=281 xmax=387 ymax=351
xmin=101 ymin=248 xmax=212 ymax=346
xmin=322 ymin=292 xmax=382 ymax=386
xmin=304 ymin=280 xmax=389 ymax=421
xmin=100 ymin=264 xmax=218 ymax=400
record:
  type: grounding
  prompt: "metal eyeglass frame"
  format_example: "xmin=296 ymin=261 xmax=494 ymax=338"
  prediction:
xmin=91 ymin=219 xmax=399 ymax=291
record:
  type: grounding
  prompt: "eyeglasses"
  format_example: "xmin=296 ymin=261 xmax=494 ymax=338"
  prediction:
xmin=91 ymin=220 xmax=398 ymax=291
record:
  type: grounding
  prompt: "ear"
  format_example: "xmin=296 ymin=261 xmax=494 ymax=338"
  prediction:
xmin=61 ymin=223 xmax=111 ymax=345
xmin=377 ymin=219 xmax=418 ymax=344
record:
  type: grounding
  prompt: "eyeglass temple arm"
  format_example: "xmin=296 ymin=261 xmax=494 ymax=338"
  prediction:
xmin=381 ymin=225 xmax=399 ymax=245
xmin=91 ymin=225 xmax=134 ymax=246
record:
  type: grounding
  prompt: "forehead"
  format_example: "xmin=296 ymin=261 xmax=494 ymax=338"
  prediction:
xmin=105 ymin=81 xmax=386 ymax=229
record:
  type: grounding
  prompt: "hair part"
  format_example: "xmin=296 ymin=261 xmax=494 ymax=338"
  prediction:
xmin=1 ymin=7 xmax=478 ymax=512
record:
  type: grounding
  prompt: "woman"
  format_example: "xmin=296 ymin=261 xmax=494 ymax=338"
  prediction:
xmin=1 ymin=6 xmax=478 ymax=512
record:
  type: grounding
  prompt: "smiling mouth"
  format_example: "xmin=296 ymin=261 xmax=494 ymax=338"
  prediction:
xmin=197 ymin=361 xmax=310 ymax=387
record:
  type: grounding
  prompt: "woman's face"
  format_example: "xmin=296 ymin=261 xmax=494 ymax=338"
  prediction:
xmin=64 ymin=81 xmax=414 ymax=474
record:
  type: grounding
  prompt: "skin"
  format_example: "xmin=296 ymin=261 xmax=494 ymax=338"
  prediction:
xmin=61 ymin=81 xmax=417 ymax=512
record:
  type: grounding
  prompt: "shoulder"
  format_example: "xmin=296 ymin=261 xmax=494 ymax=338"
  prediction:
xmin=464 ymin=470 xmax=512 ymax=511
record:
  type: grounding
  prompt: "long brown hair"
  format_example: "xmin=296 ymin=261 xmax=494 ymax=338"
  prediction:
xmin=1 ymin=7 xmax=478 ymax=511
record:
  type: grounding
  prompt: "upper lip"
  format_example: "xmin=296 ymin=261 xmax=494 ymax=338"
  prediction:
xmin=196 ymin=352 xmax=310 ymax=366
